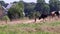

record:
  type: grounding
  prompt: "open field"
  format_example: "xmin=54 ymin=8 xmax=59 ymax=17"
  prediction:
xmin=0 ymin=17 xmax=60 ymax=34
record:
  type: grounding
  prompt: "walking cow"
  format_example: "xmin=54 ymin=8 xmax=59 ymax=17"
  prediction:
xmin=38 ymin=14 xmax=48 ymax=22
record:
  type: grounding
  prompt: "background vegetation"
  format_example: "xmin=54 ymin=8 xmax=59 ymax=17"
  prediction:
xmin=0 ymin=0 xmax=60 ymax=20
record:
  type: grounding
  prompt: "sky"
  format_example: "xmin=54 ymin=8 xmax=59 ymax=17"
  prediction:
xmin=3 ymin=0 xmax=49 ymax=3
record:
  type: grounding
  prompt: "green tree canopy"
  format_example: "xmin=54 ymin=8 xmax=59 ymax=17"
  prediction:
xmin=35 ymin=0 xmax=50 ymax=15
xmin=49 ymin=0 xmax=59 ymax=11
xmin=8 ymin=1 xmax=24 ymax=20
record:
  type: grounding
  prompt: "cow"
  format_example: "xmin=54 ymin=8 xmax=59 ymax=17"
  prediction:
xmin=39 ymin=14 xmax=48 ymax=20
xmin=58 ymin=11 xmax=60 ymax=17
xmin=55 ymin=11 xmax=60 ymax=18
xmin=50 ymin=11 xmax=60 ymax=20
xmin=50 ymin=11 xmax=56 ymax=18
xmin=50 ymin=11 xmax=60 ymax=18
xmin=38 ymin=14 xmax=48 ymax=23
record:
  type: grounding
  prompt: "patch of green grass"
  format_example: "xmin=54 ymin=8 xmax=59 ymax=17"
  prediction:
xmin=16 ymin=23 xmax=44 ymax=28
xmin=0 ymin=30 xmax=59 ymax=34
xmin=46 ymin=21 xmax=60 ymax=26
xmin=0 ymin=22 xmax=60 ymax=34
xmin=0 ymin=31 xmax=7 ymax=34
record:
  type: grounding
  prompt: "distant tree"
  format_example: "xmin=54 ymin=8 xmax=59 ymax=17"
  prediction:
xmin=57 ymin=1 xmax=60 ymax=11
xmin=24 ymin=2 xmax=36 ymax=17
xmin=35 ymin=0 xmax=45 ymax=14
xmin=49 ymin=0 xmax=59 ymax=12
xmin=0 ymin=1 xmax=9 ymax=7
xmin=43 ymin=3 xmax=50 ymax=15
xmin=0 ymin=1 xmax=5 ymax=6
xmin=13 ymin=1 xmax=18 ymax=4
xmin=8 ymin=1 xmax=24 ymax=20
xmin=35 ymin=0 xmax=50 ymax=15
xmin=16 ymin=1 xmax=24 ymax=17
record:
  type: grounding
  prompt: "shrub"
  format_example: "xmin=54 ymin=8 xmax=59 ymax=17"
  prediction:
xmin=1 ymin=15 xmax=10 ymax=21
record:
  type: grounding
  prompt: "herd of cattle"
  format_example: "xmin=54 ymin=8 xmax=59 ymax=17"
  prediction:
xmin=35 ymin=11 xmax=60 ymax=22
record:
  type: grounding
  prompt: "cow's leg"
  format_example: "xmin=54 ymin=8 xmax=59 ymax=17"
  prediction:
xmin=43 ymin=19 xmax=45 ymax=23
xmin=34 ymin=18 xmax=37 ymax=22
xmin=42 ymin=18 xmax=46 ymax=23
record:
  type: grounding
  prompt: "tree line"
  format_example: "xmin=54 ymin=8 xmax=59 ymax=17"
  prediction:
xmin=0 ymin=0 xmax=60 ymax=20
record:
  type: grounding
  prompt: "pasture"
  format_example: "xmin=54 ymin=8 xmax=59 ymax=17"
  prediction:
xmin=0 ymin=18 xmax=60 ymax=34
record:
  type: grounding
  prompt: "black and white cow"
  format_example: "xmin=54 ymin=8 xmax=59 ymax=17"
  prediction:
xmin=39 ymin=14 xmax=48 ymax=20
xmin=38 ymin=14 xmax=49 ymax=22
xmin=55 ymin=11 xmax=60 ymax=18
xmin=50 ymin=11 xmax=56 ymax=18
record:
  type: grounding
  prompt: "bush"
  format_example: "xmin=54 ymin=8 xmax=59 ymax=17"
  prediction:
xmin=1 ymin=15 xmax=10 ymax=21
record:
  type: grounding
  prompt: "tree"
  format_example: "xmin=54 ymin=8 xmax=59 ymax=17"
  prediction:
xmin=0 ymin=4 xmax=2 ymax=9
xmin=0 ymin=1 xmax=5 ymax=6
xmin=0 ymin=1 xmax=9 ymax=7
xmin=24 ymin=2 xmax=36 ymax=17
xmin=35 ymin=0 xmax=45 ymax=14
xmin=37 ymin=0 xmax=45 ymax=3
xmin=35 ymin=0 xmax=50 ymax=15
xmin=16 ymin=1 xmax=24 ymax=17
xmin=57 ymin=1 xmax=60 ymax=11
xmin=8 ymin=1 xmax=24 ymax=20
xmin=49 ymin=0 xmax=59 ymax=12
xmin=43 ymin=3 xmax=50 ymax=15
